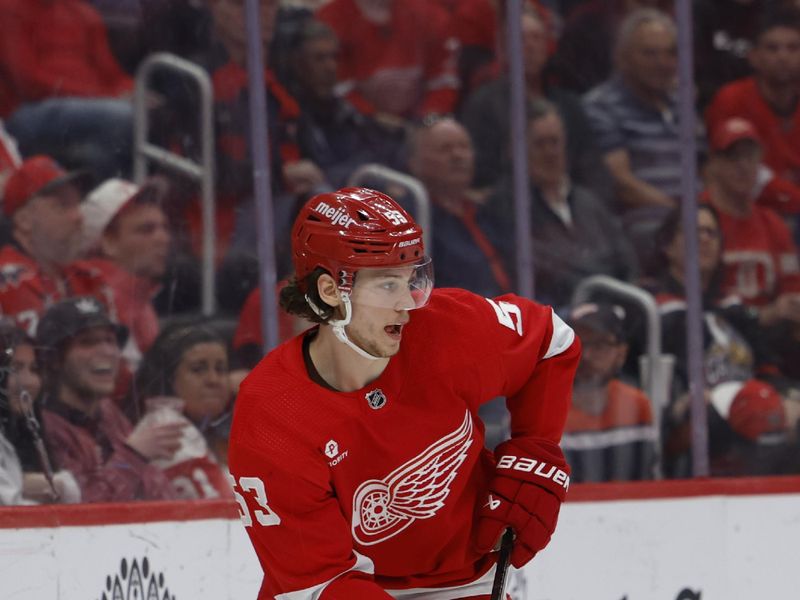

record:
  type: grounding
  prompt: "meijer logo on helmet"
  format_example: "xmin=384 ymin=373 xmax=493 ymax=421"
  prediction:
xmin=314 ymin=200 xmax=357 ymax=228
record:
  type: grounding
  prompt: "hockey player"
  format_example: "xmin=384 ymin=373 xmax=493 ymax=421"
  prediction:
xmin=228 ymin=187 xmax=580 ymax=599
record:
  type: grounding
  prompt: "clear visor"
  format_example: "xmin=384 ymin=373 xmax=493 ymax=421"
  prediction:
xmin=349 ymin=256 xmax=434 ymax=311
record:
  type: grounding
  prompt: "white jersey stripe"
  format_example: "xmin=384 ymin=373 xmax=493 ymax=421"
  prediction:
xmin=543 ymin=310 xmax=575 ymax=359
xmin=274 ymin=551 xmax=374 ymax=600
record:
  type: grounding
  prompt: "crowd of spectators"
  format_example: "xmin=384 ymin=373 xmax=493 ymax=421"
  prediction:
xmin=1 ymin=0 xmax=800 ymax=506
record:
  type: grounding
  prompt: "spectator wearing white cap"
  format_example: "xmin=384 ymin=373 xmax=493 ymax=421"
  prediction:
xmin=80 ymin=177 xmax=171 ymax=370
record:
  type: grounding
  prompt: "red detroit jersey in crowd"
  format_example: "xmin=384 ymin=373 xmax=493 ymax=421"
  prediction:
xmin=0 ymin=244 xmax=114 ymax=336
xmin=707 ymin=198 xmax=800 ymax=305
xmin=228 ymin=288 xmax=579 ymax=599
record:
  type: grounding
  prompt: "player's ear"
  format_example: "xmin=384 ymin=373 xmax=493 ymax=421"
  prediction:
xmin=316 ymin=272 xmax=342 ymax=310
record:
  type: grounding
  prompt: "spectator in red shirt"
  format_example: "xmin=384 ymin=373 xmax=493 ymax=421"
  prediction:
xmin=705 ymin=7 xmax=800 ymax=188
xmin=0 ymin=155 xmax=113 ymax=336
xmin=0 ymin=0 xmax=135 ymax=179
xmin=316 ymin=0 xmax=459 ymax=123
xmin=702 ymin=117 xmax=800 ymax=321
xmin=36 ymin=296 xmax=182 ymax=502
xmin=80 ymin=178 xmax=171 ymax=370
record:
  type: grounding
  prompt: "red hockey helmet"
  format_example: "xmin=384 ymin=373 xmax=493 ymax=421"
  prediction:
xmin=291 ymin=187 xmax=427 ymax=293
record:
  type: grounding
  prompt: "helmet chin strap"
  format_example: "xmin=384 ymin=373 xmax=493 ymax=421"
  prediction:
xmin=305 ymin=293 xmax=383 ymax=361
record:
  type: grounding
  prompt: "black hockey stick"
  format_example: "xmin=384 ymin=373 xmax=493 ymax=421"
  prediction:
xmin=490 ymin=528 xmax=514 ymax=600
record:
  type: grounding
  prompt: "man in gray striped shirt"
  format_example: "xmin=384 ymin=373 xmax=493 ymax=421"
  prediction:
xmin=583 ymin=9 xmax=695 ymax=256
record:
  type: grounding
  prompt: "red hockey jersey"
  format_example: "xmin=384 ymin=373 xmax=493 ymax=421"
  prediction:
xmin=228 ymin=288 xmax=579 ymax=599
xmin=0 ymin=244 xmax=114 ymax=335
xmin=704 ymin=196 xmax=800 ymax=305
xmin=139 ymin=399 xmax=233 ymax=501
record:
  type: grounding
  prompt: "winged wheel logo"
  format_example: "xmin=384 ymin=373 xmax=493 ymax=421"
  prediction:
xmin=351 ymin=411 xmax=473 ymax=545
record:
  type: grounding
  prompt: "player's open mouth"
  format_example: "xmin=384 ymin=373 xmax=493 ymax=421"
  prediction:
xmin=384 ymin=324 xmax=402 ymax=340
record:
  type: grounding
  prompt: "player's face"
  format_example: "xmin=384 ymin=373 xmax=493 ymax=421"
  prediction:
xmin=61 ymin=327 xmax=120 ymax=400
xmin=172 ymin=342 xmax=230 ymax=424
xmin=751 ymin=27 xmax=800 ymax=85
xmin=27 ymin=185 xmax=84 ymax=265
xmin=346 ymin=303 xmax=407 ymax=359
xmin=349 ymin=258 xmax=433 ymax=312
xmin=103 ymin=204 xmax=171 ymax=279
xmin=346 ymin=267 xmax=421 ymax=358
xmin=6 ymin=343 xmax=41 ymax=417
